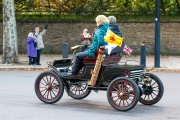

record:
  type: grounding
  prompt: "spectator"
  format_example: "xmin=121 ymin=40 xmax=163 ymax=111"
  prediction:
xmin=80 ymin=28 xmax=92 ymax=52
xmin=34 ymin=24 xmax=48 ymax=65
xmin=27 ymin=32 xmax=37 ymax=65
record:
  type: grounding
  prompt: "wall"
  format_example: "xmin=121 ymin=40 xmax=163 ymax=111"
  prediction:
xmin=0 ymin=21 xmax=180 ymax=55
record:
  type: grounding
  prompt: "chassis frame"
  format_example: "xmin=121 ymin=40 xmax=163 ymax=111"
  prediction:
xmin=34 ymin=46 xmax=164 ymax=111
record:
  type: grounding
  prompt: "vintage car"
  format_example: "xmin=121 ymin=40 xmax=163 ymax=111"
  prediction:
xmin=34 ymin=45 xmax=164 ymax=111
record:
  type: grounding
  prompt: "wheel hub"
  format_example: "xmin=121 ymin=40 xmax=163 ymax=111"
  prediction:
xmin=118 ymin=88 xmax=130 ymax=100
xmin=45 ymin=84 xmax=53 ymax=91
xmin=119 ymin=92 xmax=125 ymax=96
xmin=142 ymin=85 xmax=153 ymax=95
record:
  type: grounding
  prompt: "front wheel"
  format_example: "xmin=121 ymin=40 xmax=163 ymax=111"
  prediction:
xmin=107 ymin=77 xmax=140 ymax=111
xmin=34 ymin=71 xmax=64 ymax=104
xmin=139 ymin=73 xmax=164 ymax=105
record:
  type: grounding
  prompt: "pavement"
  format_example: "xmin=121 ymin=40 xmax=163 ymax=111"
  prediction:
xmin=0 ymin=54 xmax=180 ymax=72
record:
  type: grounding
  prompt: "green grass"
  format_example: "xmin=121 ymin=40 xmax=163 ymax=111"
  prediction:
xmin=0 ymin=14 xmax=180 ymax=22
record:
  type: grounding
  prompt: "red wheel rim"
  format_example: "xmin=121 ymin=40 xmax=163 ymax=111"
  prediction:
xmin=109 ymin=80 xmax=137 ymax=108
xmin=37 ymin=74 xmax=60 ymax=100
xmin=70 ymin=83 xmax=88 ymax=96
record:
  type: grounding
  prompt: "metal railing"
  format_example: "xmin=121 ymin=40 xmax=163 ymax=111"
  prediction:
xmin=0 ymin=10 xmax=180 ymax=16
xmin=14 ymin=10 xmax=154 ymax=15
xmin=14 ymin=10 xmax=179 ymax=16
xmin=0 ymin=10 xmax=180 ymax=17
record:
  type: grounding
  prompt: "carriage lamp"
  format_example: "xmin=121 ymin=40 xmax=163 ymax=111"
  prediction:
xmin=143 ymin=74 xmax=151 ymax=86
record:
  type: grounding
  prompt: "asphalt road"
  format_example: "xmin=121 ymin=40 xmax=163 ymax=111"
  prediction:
xmin=0 ymin=71 xmax=180 ymax=120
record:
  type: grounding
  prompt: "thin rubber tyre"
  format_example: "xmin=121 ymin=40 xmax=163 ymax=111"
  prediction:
xmin=139 ymin=73 xmax=164 ymax=105
xmin=107 ymin=77 xmax=140 ymax=111
xmin=34 ymin=71 xmax=64 ymax=104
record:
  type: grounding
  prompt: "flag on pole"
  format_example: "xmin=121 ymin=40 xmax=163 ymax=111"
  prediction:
xmin=123 ymin=45 xmax=132 ymax=55
xmin=104 ymin=29 xmax=124 ymax=55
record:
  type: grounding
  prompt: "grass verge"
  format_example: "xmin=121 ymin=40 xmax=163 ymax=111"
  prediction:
xmin=1 ymin=14 xmax=180 ymax=22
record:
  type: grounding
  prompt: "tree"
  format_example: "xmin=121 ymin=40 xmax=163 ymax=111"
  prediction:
xmin=10 ymin=0 xmax=180 ymax=15
xmin=0 ymin=1 xmax=2 ymax=13
xmin=175 ymin=0 xmax=180 ymax=10
xmin=2 ymin=0 xmax=19 ymax=64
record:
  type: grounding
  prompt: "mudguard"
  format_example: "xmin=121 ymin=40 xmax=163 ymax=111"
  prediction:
xmin=52 ymin=58 xmax=71 ymax=68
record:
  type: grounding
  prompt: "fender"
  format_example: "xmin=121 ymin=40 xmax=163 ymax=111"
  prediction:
xmin=48 ymin=64 xmax=70 ymax=94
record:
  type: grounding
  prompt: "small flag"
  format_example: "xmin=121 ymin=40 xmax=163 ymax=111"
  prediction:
xmin=123 ymin=45 xmax=132 ymax=55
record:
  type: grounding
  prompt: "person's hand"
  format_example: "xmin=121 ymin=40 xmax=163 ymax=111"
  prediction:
xmin=45 ymin=24 xmax=49 ymax=29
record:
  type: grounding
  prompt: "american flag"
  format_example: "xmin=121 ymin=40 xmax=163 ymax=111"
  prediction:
xmin=123 ymin=45 xmax=132 ymax=55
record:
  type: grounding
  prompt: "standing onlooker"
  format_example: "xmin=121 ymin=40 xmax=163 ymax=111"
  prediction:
xmin=80 ymin=28 xmax=92 ymax=52
xmin=27 ymin=32 xmax=37 ymax=65
xmin=34 ymin=24 xmax=48 ymax=65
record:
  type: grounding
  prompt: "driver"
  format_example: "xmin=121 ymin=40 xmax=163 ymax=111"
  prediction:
xmin=67 ymin=15 xmax=109 ymax=77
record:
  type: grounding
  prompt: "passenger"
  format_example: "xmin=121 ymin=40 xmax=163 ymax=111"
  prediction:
xmin=80 ymin=28 xmax=92 ymax=52
xmin=106 ymin=16 xmax=124 ymax=55
xmin=108 ymin=16 xmax=122 ymax=37
xmin=67 ymin=15 xmax=109 ymax=77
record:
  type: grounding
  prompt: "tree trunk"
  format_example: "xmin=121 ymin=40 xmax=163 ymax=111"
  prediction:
xmin=2 ymin=0 xmax=19 ymax=64
xmin=47 ymin=0 xmax=51 ymax=10
xmin=160 ymin=0 xmax=166 ymax=15
xmin=175 ymin=0 xmax=180 ymax=10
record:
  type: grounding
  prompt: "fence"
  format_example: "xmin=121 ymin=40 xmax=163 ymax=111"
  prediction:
xmin=0 ymin=10 xmax=180 ymax=16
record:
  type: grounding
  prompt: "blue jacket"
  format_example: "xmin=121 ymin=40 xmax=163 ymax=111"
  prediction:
xmin=108 ymin=24 xmax=124 ymax=54
xmin=27 ymin=37 xmax=37 ymax=57
xmin=109 ymin=24 xmax=122 ymax=37
xmin=87 ymin=24 xmax=109 ymax=57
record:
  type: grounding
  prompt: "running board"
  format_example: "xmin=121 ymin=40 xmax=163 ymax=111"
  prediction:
xmin=88 ymin=86 xmax=107 ymax=90
xmin=68 ymin=81 xmax=88 ymax=85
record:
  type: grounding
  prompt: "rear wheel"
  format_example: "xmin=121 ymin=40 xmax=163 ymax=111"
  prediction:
xmin=34 ymin=71 xmax=64 ymax=104
xmin=69 ymin=83 xmax=91 ymax=99
xmin=139 ymin=73 xmax=164 ymax=105
xmin=107 ymin=77 xmax=140 ymax=111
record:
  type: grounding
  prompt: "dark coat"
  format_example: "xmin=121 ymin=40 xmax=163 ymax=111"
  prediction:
xmin=27 ymin=37 xmax=37 ymax=57
xmin=109 ymin=24 xmax=125 ymax=54
xmin=109 ymin=24 xmax=122 ymax=37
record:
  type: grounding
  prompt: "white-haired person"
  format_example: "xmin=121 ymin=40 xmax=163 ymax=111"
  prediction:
xmin=27 ymin=32 xmax=37 ymax=65
xmin=66 ymin=15 xmax=109 ymax=77
xmin=34 ymin=24 xmax=48 ymax=65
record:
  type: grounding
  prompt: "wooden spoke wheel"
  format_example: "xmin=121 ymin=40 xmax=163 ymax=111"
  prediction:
xmin=69 ymin=83 xmax=91 ymax=99
xmin=34 ymin=71 xmax=64 ymax=104
xmin=139 ymin=73 xmax=164 ymax=105
xmin=107 ymin=77 xmax=140 ymax=111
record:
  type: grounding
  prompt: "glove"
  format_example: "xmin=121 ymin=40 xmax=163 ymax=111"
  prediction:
xmin=44 ymin=24 xmax=49 ymax=29
xmin=84 ymin=44 xmax=88 ymax=48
